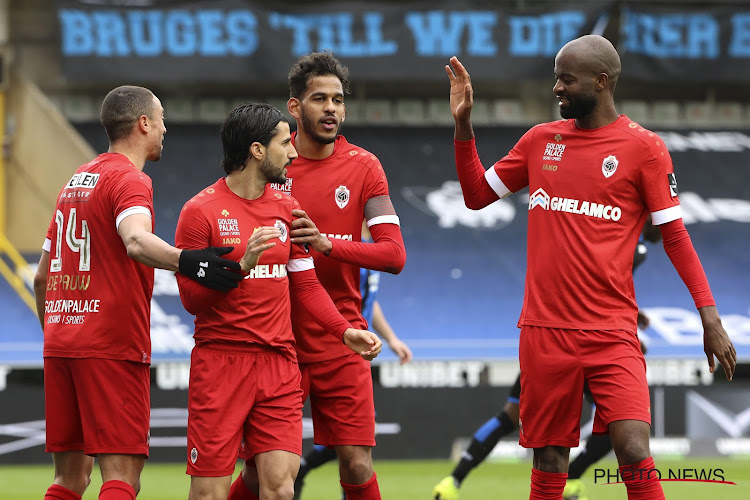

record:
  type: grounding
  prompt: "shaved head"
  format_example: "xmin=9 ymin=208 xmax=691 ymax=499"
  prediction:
xmin=556 ymin=35 xmax=621 ymax=91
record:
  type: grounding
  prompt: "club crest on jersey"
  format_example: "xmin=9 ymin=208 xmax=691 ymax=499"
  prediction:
xmin=190 ymin=448 xmax=198 ymax=464
xmin=602 ymin=155 xmax=618 ymax=178
xmin=335 ymin=185 xmax=350 ymax=209
xmin=274 ymin=219 xmax=288 ymax=243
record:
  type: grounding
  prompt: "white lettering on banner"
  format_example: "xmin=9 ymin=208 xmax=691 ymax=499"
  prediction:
xmin=409 ymin=181 xmax=516 ymax=230
xmin=0 ymin=366 xmax=8 ymax=391
xmin=156 ymin=363 xmax=191 ymax=390
xmin=716 ymin=438 xmax=750 ymax=455
xmin=380 ymin=361 xmax=485 ymax=388
xmin=657 ymin=131 xmax=750 ymax=152
xmin=680 ymin=192 xmax=750 ymax=224
xmin=646 ymin=359 xmax=713 ymax=386
xmin=641 ymin=307 xmax=750 ymax=347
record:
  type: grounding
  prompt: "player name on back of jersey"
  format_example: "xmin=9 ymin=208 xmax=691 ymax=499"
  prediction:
xmin=65 ymin=172 xmax=100 ymax=189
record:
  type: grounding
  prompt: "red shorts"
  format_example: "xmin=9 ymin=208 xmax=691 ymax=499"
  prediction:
xmin=300 ymin=353 xmax=376 ymax=447
xmin=188 ymin=344 xmax=303 ymax=477
xmin=518 ymin=326 xmax=650 ymax=449
xmin=44 ymin=357 xmax=150 ymax=456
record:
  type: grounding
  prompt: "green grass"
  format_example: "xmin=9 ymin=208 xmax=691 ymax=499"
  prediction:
xmin=1 ymin=458 xmax=748 ymax=499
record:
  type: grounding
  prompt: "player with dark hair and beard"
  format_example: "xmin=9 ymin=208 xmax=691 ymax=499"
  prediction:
xmin=230 ymin=52 xmax=406 ymax=500
xmin=446 ymin=35 xmax=736 ymax=500
xmin=175 ymin=103 xmax=382 ymax=500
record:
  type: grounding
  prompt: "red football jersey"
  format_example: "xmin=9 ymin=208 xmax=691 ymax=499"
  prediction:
xmin=487 ymin=116 xmax=680 ymax=330
xmin=271 ymin=135 xmax=391 ymax=363
xmin=43 ymin=153 xmax=155 ymax=363
xmin=175 ymin=178 xmax=312 ymax=361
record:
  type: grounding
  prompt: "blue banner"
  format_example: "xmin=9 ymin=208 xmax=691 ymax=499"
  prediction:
xmin=55 ymin=0 xmax=609 ymax=82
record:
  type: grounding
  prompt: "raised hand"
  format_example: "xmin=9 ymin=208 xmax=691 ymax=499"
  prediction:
xmin=291 ymin=209 xmax=332 ymax=255
xmin=343 ymin=328 xmax=383 ymax=361
xmin=240 ymin=226 xmax=281 ymax=272
xmin=445 ymin=56 xmax=474 ymax=123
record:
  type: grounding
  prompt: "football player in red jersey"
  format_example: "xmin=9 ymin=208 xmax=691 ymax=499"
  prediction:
xmin=446 ymin=35 xmax=736 ymax=500
xmin=176 ymin=103 xmax=381 ymax=500
xmin=232 ymin=53 xmax=406 ymax=500
xmin=32 ymin=86 xmax=243 ymax=500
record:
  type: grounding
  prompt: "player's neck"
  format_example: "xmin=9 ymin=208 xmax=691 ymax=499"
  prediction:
xmin=574 ymin=103 xmax=619 ymax=130
xmin=108 ymin=143 xmax=146 ymax=170
xmin=225 ymin=168 xmax=266 ymax=200
xmin=293 ymin=128 xmax=335 ymax=160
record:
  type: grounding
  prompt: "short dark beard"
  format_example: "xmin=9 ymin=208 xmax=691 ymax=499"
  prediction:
xmin=260 ymin=157 xmax=286 ymax=184
xmin=300 ymin=108 xmax=338 ymax=145
xmin=560 ymin=92 xmax=597 ymax=120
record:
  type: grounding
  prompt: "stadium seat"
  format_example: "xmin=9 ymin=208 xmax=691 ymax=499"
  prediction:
xmin=61 ymin=94 xmax=98 ymax=122
xmin=493 ymin=99 xmax=524 ymax=124
xmin=650 ymin=101 xmax=682 ymax=127
xmin=395 ymin=99 xmax=427 ymax=125
xmin=364 ymin=99 xmax=393 ymax=124
xmin=265 ymin=98 xmax=293 ymax=120
xmin=683 ymin=101 xmax=713 ymax=127
xmin=162 ymin=98 xmax=195 ymax=123
xmin=427 ymin=99 xmax=455 ymax=125
xmin=197 ymin=98 xmax=229 ymax=124
xmin=469 ymin=99 xmax=492 ymax=126
xmin=715 ymin=102 xmax=744 ymax=127
xmin=343 ymin=99 xmax=363 ymax=125
xmin=620 ymin=100 xmax=649 ymax=124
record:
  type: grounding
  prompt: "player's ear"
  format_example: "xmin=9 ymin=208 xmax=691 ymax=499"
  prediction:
xmin=250 ymin=142 xmax=264 ymax=161
xmin=596 ymin=72 xmax=609 ymax=91
xmin=288 ymin=98 xmax=301 ymax=119
xmin=341 ymin=104 xmax=346 ymax=123
xmin=138 ymin=114 xmax=149 ymax=134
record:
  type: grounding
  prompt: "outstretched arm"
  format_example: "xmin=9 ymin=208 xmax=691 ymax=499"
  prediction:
xmin=372 ymin=300 xmax=412 ymax=364
xmin=660 ymin=219 xmax=736 ymax=379
xmin=290 ymin=268 xmax=383 ymax=360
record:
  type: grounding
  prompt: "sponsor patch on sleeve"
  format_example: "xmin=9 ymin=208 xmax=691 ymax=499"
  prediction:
xmin=668 ymin=173 xmax=678 ymax=197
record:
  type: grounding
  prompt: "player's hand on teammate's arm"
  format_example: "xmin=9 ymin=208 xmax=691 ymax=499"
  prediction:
xmin=343 ymin=328 xmax=383 ymax=361
xmin=388 ymin=337 xmax=413 ymax=365
xmin=239 ymin=227 xmax=282 ymax=272
xmin=700 ymin=305 xmax=737 ymax=381
xmin=178 ymin=247 xmax=243 ymax=292
xmin=291 ymin=209 xmax=333 ymax=255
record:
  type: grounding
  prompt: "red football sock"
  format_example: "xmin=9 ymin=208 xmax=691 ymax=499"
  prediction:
xmin=340 ymin=471 xmax=381 ymax=500
xmin=619 ymin=457 xmax=665 ymax=500
xmin=44 ymin=484 xmax=82 ymax=500
xmin=529 ymin=468 xmax=567 ymax=499
xmin=99 ymin=480 xmax=135 ymax=500
xmin=228 ymin=472 xmax=260 ymax=500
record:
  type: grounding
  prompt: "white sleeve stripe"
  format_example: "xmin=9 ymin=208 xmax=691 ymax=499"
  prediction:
xmin=367 ymin=215 xmax=400 ymax=227
xmin=42 ymin=238 xmax=51 ymax=252
xmin=651 ymin=205 xmax=682 ymax=225
xmin=116 ymin=206 xmax=152 ymax=230
xmin=485 ymin=167 xmax=512 ymax=199
xmin=287 ymin=257 xmax=315 ymax=272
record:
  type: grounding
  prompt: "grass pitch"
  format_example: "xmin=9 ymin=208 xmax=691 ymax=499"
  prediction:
xmin=1 ymin=458 xmax=748 ymax=499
